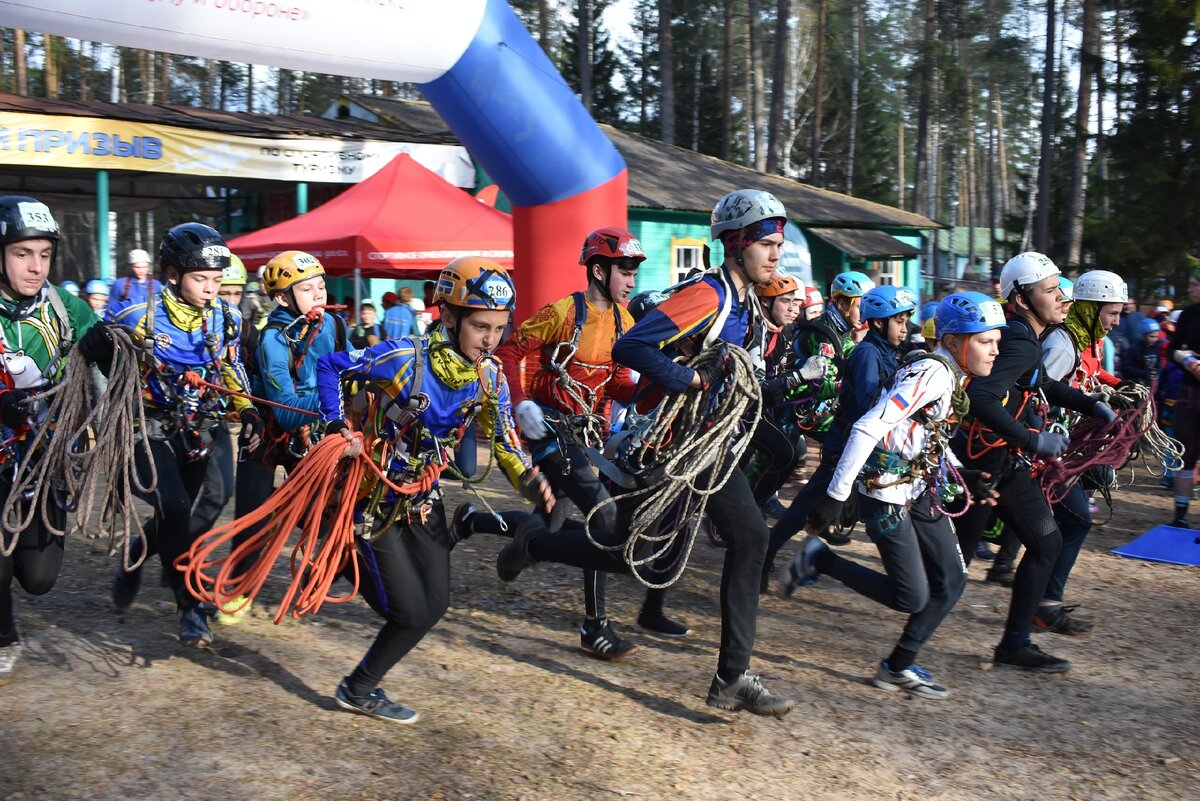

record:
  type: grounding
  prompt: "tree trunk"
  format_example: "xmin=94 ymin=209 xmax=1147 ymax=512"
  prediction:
xmin=1034 ymin=0 xmax=1056 ymax=254
xmin=844 ymin=0 xmax=860 ymax=193
xmin=14 ymin=30 xmax=27 ymax=96
xmin=658 ymin=0 xmax=675 ymax=145
xmin=965 ymin=70 xmax=977 ymax=273
xmin=748 ymin=0 xmax=767 ymax=171
xmin=911 ymin=0 xmax=935 ymax=213
xmin=44 ymin=35 xmax=59 ymax=99
xmin=810 ymin=0 xmax=828 ymax=182
xmin=1065 ymin=0 xmax=1097 ymax=267
xmin=538 ymin=0 xmax=551 ymax=53
xmin=578 ymin=0 xmax=593 ymax=111
xmin=246 ymin=63 xmax=255 ymax=113
xmin=898 ymin=107 xmax=906 ymax=209
xmin=767 ymin=0 xmax=791 ymax=174
xmin=159 ymin=51 xmax=170 ymax=103
xmin=720 ymin=0 xmax=734 ymax=161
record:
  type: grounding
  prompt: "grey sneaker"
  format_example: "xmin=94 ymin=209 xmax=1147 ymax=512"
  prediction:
xmin=778 ymin=535 xmax=829 ymax=598
xmin=0 ymin=643 xmax=20 ymax=683
xmin=871 ymin=659 xmax=949 ymax=700
xmin=178 ymin=602 xmax=213 ymax=647
xmin=706 ymin=671 xmax=795 ymax=716
xmin=335 ymin=679 xmax=420 ymax=724
xmin=496 ymin=514 xmax=542 ymax=582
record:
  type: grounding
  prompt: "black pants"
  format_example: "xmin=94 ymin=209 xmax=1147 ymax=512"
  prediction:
xmin=742 ymin=416 xmax=806 ymax=505
xmin=132 ymin=426 xmax=235 ymax=603
xmin=0 ymin=477 xmax=66 ymax=647
xmin=527 ymin=460 xmax=768 ymax=674
xmin=955 ymin=468 xmax=1063 ymax=646
xmin=529 ymin=437 xmax=667 ymax=622
xmin=231 ymin=436 xmax=301 ymax=579
xmin=345 ymin=501 xmax=451 ymax=692
xmin=819 ymin=491 xmax=967 ymax=656
xmin=766 ymin=443 xmax=839 ymax=565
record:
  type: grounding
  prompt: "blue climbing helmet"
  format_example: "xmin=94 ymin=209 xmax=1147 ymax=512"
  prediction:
xmin=1058 ymin=275 xmax=1074 ymax=302
xmin=84 ymin=279 xmax=108 ymax=296
xmin=1140 ymin=318 xmax=1161 ymax=336
xmin=920 ymin=301 xmax=940 ymax=322
xmin=628 ymin=289 xmax=668 ymax=322
xmin=59 ymin=279 xmax=80 ymax=295
xmin=861 ymin=285 xmax=919 ymax=321
xmin=829 ymin=270 xmax=875 ymax=299
xmin=935 ymin=291 xmax=1008 ymax=335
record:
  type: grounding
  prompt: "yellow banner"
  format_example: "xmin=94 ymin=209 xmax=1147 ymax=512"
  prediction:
xmin=0 ymin=111 xmax=473 ymax=186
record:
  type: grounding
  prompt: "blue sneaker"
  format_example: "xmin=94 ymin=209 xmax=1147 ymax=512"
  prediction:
xmin=178 ymin=602 xmax=213 ymax=647
xmin=777 ymin=536 xmax=829 ymax=598
xmin=871 ymin=659 xmax=949 ymax=700
xmin=335 ymin=679 xmax=420 ymax=724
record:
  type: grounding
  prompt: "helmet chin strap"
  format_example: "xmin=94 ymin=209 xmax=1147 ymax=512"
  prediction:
xmin=1015 ymin=283 xmax=1053 ymax=329
xmin=590 ymin=262 xmax=614 ymax=303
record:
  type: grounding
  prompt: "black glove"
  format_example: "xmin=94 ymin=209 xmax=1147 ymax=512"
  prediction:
xmin=1031 ymin=431 xmax=1070 ymax=458
xmin=958 ymin=469 xmax=997 ymax=498
xmin=806 ymin=494 xmax=845 ymax=533
xmin=76 ymin=323 xmax=114 ymax=364
xmin=0 ymin=389 xmax=32 ymax=428
xmin=323 ymin=419 xmax=350 ymax=438
xmin=519 ymin=470 xmax=551 ymax=506
xmin=693 ymin=344 xmax=731 ymax=390
xmin=237 ymin=407 xmax=262 ymax=450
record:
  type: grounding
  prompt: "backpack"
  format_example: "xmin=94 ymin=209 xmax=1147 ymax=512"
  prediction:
xmin=243 ymin=312 xmax=348 ymax=390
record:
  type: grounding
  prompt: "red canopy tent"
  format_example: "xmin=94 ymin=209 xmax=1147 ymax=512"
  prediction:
xmin=227 ymin=153 xmax=513 ymax=278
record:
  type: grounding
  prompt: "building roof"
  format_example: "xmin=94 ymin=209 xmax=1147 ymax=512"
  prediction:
xmin=0 ymin=93 xmax=456 ymax=144
xmin=806 ymin=227 xmax=922 ymax=259
xmin=339 ymin=93 xmax=455 ymax=138
xmin=602 ymin=125 xmax=942 ymax=231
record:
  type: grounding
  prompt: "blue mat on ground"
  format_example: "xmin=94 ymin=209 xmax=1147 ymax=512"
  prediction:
xmin=1111 ymin=525 xmax=1200 ymax=567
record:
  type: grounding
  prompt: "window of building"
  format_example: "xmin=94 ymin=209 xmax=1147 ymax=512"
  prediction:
xmin=875 ymin=259 xmax=901 ymax=286
xmin=671 ymin=237 xmax=707 ymax=283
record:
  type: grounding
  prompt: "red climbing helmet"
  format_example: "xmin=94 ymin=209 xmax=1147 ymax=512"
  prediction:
xmin=579 ymin=227 xmax=646 ymax=266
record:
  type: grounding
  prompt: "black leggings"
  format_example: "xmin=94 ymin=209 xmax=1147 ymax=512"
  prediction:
xmin=0 ymin=480 xmax=66 ymax=647
xmin=231 ymin=437 xmax=300 ymax=579
xmin=955 ymin=468 xmax=1063 ymax=647
xmin=742 ymin=416 xmax=806 ymax=505
xmin=132 ymin=427 xmax=235 ymax=603
xmin=345 ymin=501 xmax=451 ymax=693
xmin=526 ymin=460 xmax=768 ymax=674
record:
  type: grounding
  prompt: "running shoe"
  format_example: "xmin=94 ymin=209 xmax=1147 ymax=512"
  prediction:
xmin=214 ymin=595 xmax=253 ymax=626
xmin=777 ymin=535 xmax=828 ymax=598
xmin=1033 ymin=605 xmax=1094 ymax=635
xmin=335 ymin=679 xmax=420 ymax=724
xmin=760 ymin=495 xmax=788 ymax=519
xmin=820 ymin=526 xmax=853 ymax=546
xmin=992 ymin=643 xmax=1071 ymax=673
xmin=112 ymin=562 xmax=143 ymax=613
xmin=1170 ymin=517 xmax=1190 ymax=529
xmin=579 ymin=618 xmax=638 ymax=660
xmin=984 ymin=563 xmax=1016 ymax=587
xmin=448 ymin=502 xmax=476 ymax=547
xmin=974 ymin=541 xmax=997 ymax=561
xmin=495 ymin=514 xmax=540 ymax=582
xmin=636 ymin=611 xmax=691 ymax=638
xmin=0 ymin=644 xmax=19 ymax=684
xmin=706 ymin=671 xmax=795 ymax=716
xmin=178 ymin=602 xmax=213 ymax=647
xmin=871 ymin=659 xmax=949 ymax=700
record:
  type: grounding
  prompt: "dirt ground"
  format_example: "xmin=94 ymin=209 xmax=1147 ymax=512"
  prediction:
xmin=1 ymin=458 xmax=1197 ymax=801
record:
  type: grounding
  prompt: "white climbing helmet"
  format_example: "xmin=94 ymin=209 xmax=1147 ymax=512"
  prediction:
xmin=1072 ymin=270 xmax=1129 ymax=303
xmin=710 ymin=189 xmax=788 ymax=240
xmin=999 ymin=252 xmax=1060 ymax=299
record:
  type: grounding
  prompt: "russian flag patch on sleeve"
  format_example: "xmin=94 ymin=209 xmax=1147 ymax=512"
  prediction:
xmin=891 ymin=394 xmax=911 ymax=410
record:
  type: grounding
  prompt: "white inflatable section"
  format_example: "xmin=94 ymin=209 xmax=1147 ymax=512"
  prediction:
xmin=0 ymin=0 xmax=488 ymax=84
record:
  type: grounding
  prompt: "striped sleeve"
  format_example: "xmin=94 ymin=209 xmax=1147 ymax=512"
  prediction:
xmin=316 ymin=338 xmax=419 ymax=423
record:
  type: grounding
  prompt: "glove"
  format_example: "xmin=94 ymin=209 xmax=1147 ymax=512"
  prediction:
xmin=323 ymin=419 xmax=350 ymax=438
xmin=959 ymin=469 xmax=998 ymax=498
xmin=0 ymin=389 xmax=33 ymax=428
xmin=806 ymin=494 xmax=845 ymax=534
xmin=76 ymin=323 xmax=114 ymax=364
xmin=1092 ymin=400 xmax=1118 ymax=426
xmin=237 ymin=408 xmax=262 ymax=455
xmin=1031 ymin=431 xmax=1070 ymax=458
xmin=693 ymin=344 xmax=731 ymax=390
xmin=798 ymin=355 xmax=828 ymax=382
xmin=515 ymin=400 xmax=550 ymax=440
xmin=519 ymin=469 xmax=552 ymax=507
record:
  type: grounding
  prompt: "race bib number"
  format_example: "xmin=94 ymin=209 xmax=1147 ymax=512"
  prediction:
xmin=17 ymin=201 xmax=58 ymax=233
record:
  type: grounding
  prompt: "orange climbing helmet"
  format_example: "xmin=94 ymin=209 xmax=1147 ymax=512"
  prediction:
xmin=261 ymin=250 xmax=326 ymax=296
xmin=433 ymin=256 xmax=515 ymax=311
xmin=758 ymin=272 xmax=803 ymax=298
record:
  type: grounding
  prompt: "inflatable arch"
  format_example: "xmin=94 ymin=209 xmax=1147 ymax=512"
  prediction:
xmin=0 ymin=0 xmax=627 ymax=319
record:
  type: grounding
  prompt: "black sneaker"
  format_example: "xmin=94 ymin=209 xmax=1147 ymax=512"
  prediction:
xmin=448 ymin=503 xmax=476 ymax=547
xmin=974 ymin=541 xmax=997 ymax=561
xmin=1033 ymin=605 xmax=1094 ymax=635
xmin=820 ymin=526 xmax=853 ymax=546
xmin=985 ymin=563 xmax=1016 ymax=587
xmin=112 ymin=563 xmax=143 ymax=613
xmin=1170 ymin=517 xmax=1189 ymax=529
xmin=580 ymin=618 xmax=638 ymax=660
xmin=334 ymin=679 xmax=420 ymax=724
xmin=777 ymin=535 xmax=828 ymax=598
xmin=706 ymin=671 xmax=795 ymax=716
xmin=636 ymin=611 xmax=691 ymax=638
xmin=496 ymin=514 xmax=541 ymax=582
xmin=178 ymin=601 xmax=213 ymax=647
xmin=760 ymin=496 xmax=788 ymax=519
xmin=993 ymin=642 xmax=1071 ymax=673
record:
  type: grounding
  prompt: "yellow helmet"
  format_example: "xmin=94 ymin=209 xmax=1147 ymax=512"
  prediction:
xmin=433 ymin=256 xmax=515 ymax=311
xmin=221 ymin=254 xmax=248 ymax=286
xmin=262 ymin=250 xmax=325 ymax=295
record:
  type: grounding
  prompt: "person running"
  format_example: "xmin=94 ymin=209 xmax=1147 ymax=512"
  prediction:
xmin=779 ymin=292 xmax=1007 ymax=698
xmin=1033 ymin=269 xmax=1128 ymax=635
xmin=1165 ymin=261 xmax=1200 ymax=528
xmin=762 ymin=270 xmax=876 ymax=574
xmin=494 ymin=189 xmax=797 ymax=717
xmin=487 ymin=226 xmax=687 ymax=659
xmin=105 ymin=248 xmax=162 ymax=319
xmin=218 ymin=251 xmax=349 ymax=625
xmin=314 ymin=256 xmax=553 ymax=724
xmin=96 ymin=224 xmax=258 ymax=648
xmin=950 ymin=252 xmax=1116 ymax=673
xmin=0 ymin=196 xmax=102 ymax=683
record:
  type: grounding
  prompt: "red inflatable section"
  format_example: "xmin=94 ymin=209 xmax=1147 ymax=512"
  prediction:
xmin=511 ymin=170 xmax=628 ymax=324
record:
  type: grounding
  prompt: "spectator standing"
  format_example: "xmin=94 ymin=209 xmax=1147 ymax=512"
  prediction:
xmin=105 ymin=248 xmax=163 ymax=319
xmin=382 ymin=288 xmax=417 ymax=339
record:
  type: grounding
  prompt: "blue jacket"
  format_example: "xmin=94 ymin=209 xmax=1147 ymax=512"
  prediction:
xmin=826 ymin=330 xmax=900 ymax=453
xmin=253 ymin=307 xmax=343 ymax=431
xmin=383 ymin=304 xmax=416 ymax=339
xmin=104 ymin=276 xmax=163 ymax=321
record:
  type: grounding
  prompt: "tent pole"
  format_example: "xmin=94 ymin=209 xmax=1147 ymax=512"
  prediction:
xmin=296 ymin=182 xmax=308 ymax=215
xmin=96 ymin=170 xmax=111 ymax=281
xmin=353 ymin=266 xmax=361 ymax=325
